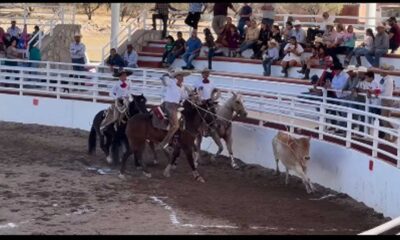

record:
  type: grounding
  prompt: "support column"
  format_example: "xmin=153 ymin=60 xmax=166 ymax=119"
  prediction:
xmin=111 ymin=3 xmax=120 ymax=49
xmin=366 ymin=3 xmax=377 ymax=29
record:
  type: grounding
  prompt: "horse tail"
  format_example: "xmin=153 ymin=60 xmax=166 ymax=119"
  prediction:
xmin=88 ymin=126 xmax=97 ymax=155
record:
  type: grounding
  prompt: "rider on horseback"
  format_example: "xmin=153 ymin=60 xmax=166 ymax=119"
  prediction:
xmin=157 ymin=68 xmax=192 ymax=150
xmin=100 ymin=69 xmax=132 ymax=133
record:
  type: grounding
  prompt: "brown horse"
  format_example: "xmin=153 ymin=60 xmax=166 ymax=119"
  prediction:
xmin=119 ymin=97 xmax=213 ymax=182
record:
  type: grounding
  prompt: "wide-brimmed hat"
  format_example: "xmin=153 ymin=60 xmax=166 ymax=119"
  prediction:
xmin=344 ymin=65 xmax=358 ymax=73
xmin=380 ymin=63 xmax=394 ymax=71
xmin=113 ymin=69 xmax=133 ymax=77
xmin=201 ymin=67 xmax=211 ymax=74
xmin=314 ymin=37 xmax=324 ymax=44
xmin=357 ymin=66 xmax=368 ymax=73
xmin=170 ymin=68 xmax=191 ymax=77
xmin=293 ymin=20 xmax=301 ymax=26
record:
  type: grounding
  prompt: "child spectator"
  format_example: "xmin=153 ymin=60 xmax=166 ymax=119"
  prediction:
xmin=162 ymin=35 xmax=175 ymax=67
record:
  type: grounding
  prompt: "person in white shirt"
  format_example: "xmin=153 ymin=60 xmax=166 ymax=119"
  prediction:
xmin=7 ymin=20 xmax=21 ymax=39
xmin=378 ymin=65 xmax=396 ymax=134
xmin=124 ymin=44 xmax=139 ymax=68
xmin=281 ymin=36 xmax=304 ymax=78
xmin=319 ymin=12 xmax=335 ymax=33
xmin=100 ymin=69 xmax=132 ymax=133
xmin=292 ymin=20 xmax=307 ymax=47
xmin=193 ymin=68 xmax=219 ymax=103
xmin=69 ymin=33 xmax=86 ymax=72
xmin=158 ymin=69 xmax=191 ymax=150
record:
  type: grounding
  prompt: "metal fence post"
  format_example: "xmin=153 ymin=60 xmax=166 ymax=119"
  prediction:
xmin=372 ymin=118 xmax=379 ymax=158
xmin=346 ymin=111 xmax=353 ymax=148
xmin=46 ymin=62 xmax=50 ymax=92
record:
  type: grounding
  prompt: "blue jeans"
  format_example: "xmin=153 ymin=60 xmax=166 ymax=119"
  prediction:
xmin=166 ymin=51 xmax=184 ymax=65
xmin=239 ymin=41 xmax=256 ymax=53
xmin=72 ymin=57 xmax=85 ymax=71
xmin=365 ymin=49 xmax=387 ymax=67
xmin=237 ymin=18 xmax=248 ymax=39
xmin=182 ymin=52 xmax=199 ymax=68
xmin=262 ymin=57 xmax=274 ymax=76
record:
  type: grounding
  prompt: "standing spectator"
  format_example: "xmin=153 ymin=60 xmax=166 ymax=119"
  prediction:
xmin=182 ymin=30 xmax=202 ymax=70
xmin=344 ymin=28 xmax=374 ymax=67
xmin=5 ymin=39 xmax=22 ymax=85
xmin=260 ymin=3 xmax=276 ymax=28
xmin=270 ymin=25 xmax=282 ymax=43
xmin=387 ymin=17 xmax=400 ymax=53
xmin=239 ymin=19 xmax=259 ymax=55
xmin=281 ymin=36 xmax=304 ymax=78
xmin=166 ymin=32 xmax=186 ymax=66
xmin=378 ymin=64 xmax=396 ymax=141
xmin=29 ymin=46 xmax=41 ymax=67
xmin=203 ymin=28 xmax=223 ymax=70
xmin=6 ymin=19 xmax=21 ymax=46
xmin=366 ymin=23 xmax=389 ymax=68
xmin=252 ymin=22 xmax=271 ymax=59
xmin=162 ymin=36 xmax=175 ymax=67
xmin=237 ymin=3 xmax=252 ymax=39
xmin=292 ymin=20 xmax=307 ymax=47
xmin=210 ymin=3 xmax=237 ymax=36
xmin=262 ymin=39 xmax=280 ymax=76
xmin=124 ymin=44 xmax=139 ymax=68
xmin=319 ymin=12 xmax=335 ymax=34
xmin=151 ymin=3 xmax=178 ymax=39
xmin=69 ymin=33 xmax=86 ymax=72
xmin=106 ymin=48 xmax=125 ymax=74
xmin=29 ymin=25 xmax=40 ymax=49
xmin=185 ymin=3 xmax=207 ymax=31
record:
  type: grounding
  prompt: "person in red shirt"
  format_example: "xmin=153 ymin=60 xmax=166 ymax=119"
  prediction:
xmin=387 ymin=17 xmax=400 ymax=53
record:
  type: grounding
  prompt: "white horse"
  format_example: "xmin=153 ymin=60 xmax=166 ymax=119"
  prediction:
xmin=195 ymin=92 xmax=248 ymax=169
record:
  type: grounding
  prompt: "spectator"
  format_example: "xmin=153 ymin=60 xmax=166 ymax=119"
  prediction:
xmin=6 ymin=19 xmax=21 ymax=46
xmin=270 ymin=25 xmax=282 ymax=43
xmin=325 ymin=23 xmax=348 ymax=66
xmin=226 ymin=25 xmax=241 ymax=57
xmin=216 ymin=17 xmax=236 ymax=47
xmin=182 ymin=29 xmax=202 ymax=70
xmin=5 ymin=39 xmax=21 ymax=85
xmin=210 ymin=3 xmax=237 ymax=36
xmin=366 ymin=23 xmax=389 ymax=68
xmin=0 ymin=27 xmax=5 ymax=55
xmin=322 ymin=22 xmax=337 ymax=47
xmin=298 ymin=45 xmax=320 ymax=80
xmin=344 ymin=28 xmax=374 ymax=67
xmin=364 ymin=71 xmax=382 ymax=115
xmin=280 ymin=21 xmax=294 ymax=58
xmin=166 ymin=31 xmax=186 ymax=66
xmin=29 ymin=46 xmax=41 ymax=67
xmin=252 ymin=22 xmax=271 ymax=59
xmin=343 ymin=25 xmax=357 ymax=54
xmin=309 ymin=49 xmax=334 ymax=94
xmin=69 ymin=33 xmax=86 ymax=72
xmin=239 ymin=19 xmax=259 ymax=55
xmin=162 ymin=36 xmax=175 ymax=67
xmin=185 ymin=3 xmax=207 ymax=30
xmin=124 ymin=44 xmax=139 ymax=68
xmin=307 ymin=12 xmax=334 ymax=43
xmin=203 ymin=28 xmax=223 ymax=70
xmin=151 ymin=3 xmax=178 ymax=39
xmin=237 ymin=3 xmax=252 ymax=39
xmin=18 ymin=24 xmax=28 ymax=50
xmin=260 ymin=3 xmax=276 ymax=28
xmin=387 ymin=17 xmax=400 ymax=53
xmin=262 ymin=39 xmax=280 ymax=76
xmin=292 ymin=20 xmax=307 ymax=47
xmin=378 ymin=64 xmax=396 ymax=141
xmin=281 ymin=36 xmax=304 ymax=78
xmin=106 ymin=48 xmax=125 ymax=74
xmin=29 ymin=25 xmax=40 ymax=49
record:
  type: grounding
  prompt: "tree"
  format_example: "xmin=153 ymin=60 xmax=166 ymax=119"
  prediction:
xmin=276 ymin=3 xmax=344 ymax=18
xmin=80 ymin=3 xmax=103 ymax=20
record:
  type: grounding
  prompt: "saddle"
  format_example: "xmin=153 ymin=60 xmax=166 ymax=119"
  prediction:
xmin=151 ymin=105 xmax=185 ymax=131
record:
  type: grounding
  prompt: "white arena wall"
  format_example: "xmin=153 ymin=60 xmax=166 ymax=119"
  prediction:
xmin=1 ymin=93 xmax=400 ymax=219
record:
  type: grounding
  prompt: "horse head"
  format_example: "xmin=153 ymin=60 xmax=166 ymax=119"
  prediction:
xmin=129 ymin=94 xmax=148 ymax=115
xmin=230 ymin=92 xmax=248 ymax=118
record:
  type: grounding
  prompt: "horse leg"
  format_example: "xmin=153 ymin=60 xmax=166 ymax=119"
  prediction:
xmin=163 ymin=146 xmax=180 ymax=178
xmin=183 ymin=144 xmax=205 ymax=183
xmin=225 ymin=134 xmax=239 ymax=170
xmin=210 ymin=130 xmax=224 ymax=160
xmin=193 ymin=135 xmax=202 ymax=168
xmin=104 ymin=134 xmax=113 ymax=164
xmin=148 ymin=141 xmax=159 ymax=165
xmin=134 ymin=143 xmax=151 ymax=178
xmin=119 ymin=148 xmax=132 ymax=180
xmin=285 ymin=167 xmax=290 ymax=185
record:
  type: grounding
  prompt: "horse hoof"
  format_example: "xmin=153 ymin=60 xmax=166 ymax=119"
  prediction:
xmin=171 ymin=164 xmax=177 ymax=170
xmin=118 ymin=173 xmax=127 ymax=180
xmin=195 ymin=175 xmax=206 ymax=183
xmin=106 ymin=156 xmax=112 ymax=164
xmin=163 ymin=170 xmax=171 ymax=178
xmin=143 ymin=171 xmax=152 ymax=178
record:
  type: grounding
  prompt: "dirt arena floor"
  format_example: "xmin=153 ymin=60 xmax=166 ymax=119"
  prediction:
xmin=0 ymin=121 xmax=391 ymax=235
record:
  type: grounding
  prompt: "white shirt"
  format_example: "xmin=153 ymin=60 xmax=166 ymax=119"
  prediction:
xmin=162 ymin=77 xmax=188 ymax=104
xmin=70 ymin=42 xmax=86 ymax=59
xmin=194 ymin=78 xmax=215 ymax=100
xmin=364 ymin=35 xmax=373 ymax=51
xmin=319 ymin=15 xmax=335 ymax=32
xmin=110 ymin=80 xmax=131 ymax=100
xmin=282 ymin=43 xmax=304 ymax=63
xmin=124 ymin=50 xmax=138 ymax=67
xmin=331 ymin=70 xmax=349 ymax=98
xmin=368 ymin=79 xmax=382 ymax=105
xmin=379 ymin=75 xmax=394 ymax=98
xmin=261 ymin=3 xmax=275 ymax=19
xmin=7 ymin=26 xmax=21 ymax=38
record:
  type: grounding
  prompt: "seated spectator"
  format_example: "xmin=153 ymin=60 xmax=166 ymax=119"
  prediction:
xmin=270 ymin=25 xmax=282 ymax=43
xmin=322 ymin=22 xmax=337 ymax=47
xmin=225 ymin=25 xmax=241 ymax=57
xmin=344 ymin=28 xmax=374 ymax=67
xmin=308 ymin=54 xmax=334 ymax=95
xmin=281 ymin=36 xmax=304 ymax=78
xmin=166 ymin=31 xmax=186 ymax=66
xmin=262 ymin=39 xmax=280 ymax=76
xmin=216 ymin=17 xmax=236 ymax=47
xmin=6 ymin=20 xmax=21 ymax=47
xmin=182 ymin=29 xmax=202 ymax=70
xmin=106 ymin=48 xmax=125 ymax=74
xmin=203 ymin=28 xmax=223 ymax=70
xmin=239 ymin=19 xmax=259 ymax=55
xmin=325 ymin=23 xmax=348 ymax=66
xmin=4 ymin=39 xmax=22 ymax=85
xmin=343 ymin=25 xmax=356 ymax=54
xmin=292 ymin=20 xmax=307 ymax=47
xmin=252 ymin=22 xmax=271 ymax=59
xmin=378 ymin=64 xmax=396 ymax=141
xmin=237 ymin=3 xmax=252 ymax=39
xmin=366 ymin=23 xmax=389 ymax=67
xmin=161 ymin=35 xmax=175 ymax=67
xmin=0 ymin=27 xmax=5 ymax=54
xmin=364 ymin=71 xmax=382 ymax=115
xmin=124 ymin=44 xmax=139 ymax=68
xmin=29 ymin=25 xmax=40 ymax=49
xmin=298 ymin=43 xmax=320 ymax=80
xmin=387 ymin=17 xmax=400 ymax=53
xmin=280 ymin=21 xmax=294 ymax=58
xmin=307 ymin=12 xmax=334 ymax=43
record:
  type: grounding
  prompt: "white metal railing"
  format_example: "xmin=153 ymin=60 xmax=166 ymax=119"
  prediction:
xmin=359 ymin=216 xmax=400 ymax=235
xmin=0 ymin=58 xmax=399 ymax=168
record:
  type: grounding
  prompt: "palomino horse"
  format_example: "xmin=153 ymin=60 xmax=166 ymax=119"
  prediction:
xmin=118 ymin=95 xmax=212 ymax=182
xmin=195 ymin=92 xmax=248 ymax=169
xmin=88 ymin=94 xmax=158 ymax=165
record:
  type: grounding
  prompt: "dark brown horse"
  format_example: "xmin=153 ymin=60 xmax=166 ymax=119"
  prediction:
xmin=119 ymin=98 xmax=213 ymax=182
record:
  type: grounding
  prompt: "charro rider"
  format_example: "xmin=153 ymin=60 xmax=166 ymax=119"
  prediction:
xmin=100 ymin=69 xmax=132 ymax=133
xmin=157 ymin=68 xmax=192 ymax=150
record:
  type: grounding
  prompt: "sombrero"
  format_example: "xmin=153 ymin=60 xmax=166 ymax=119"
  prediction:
xmin=293 ymin=20 xmax=301 ymax=26
xmin=113 ymin=68 xmax=133 ymax=77
xmin=357 ymin=66 xmax=368 ymax=73
xmin=344 ymin=65 xmax=358 ymax=73
xmin=380 ymin=63 xmax=394 ymax=71
xmin=170 ymin=68 xmax=191 ymax=77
